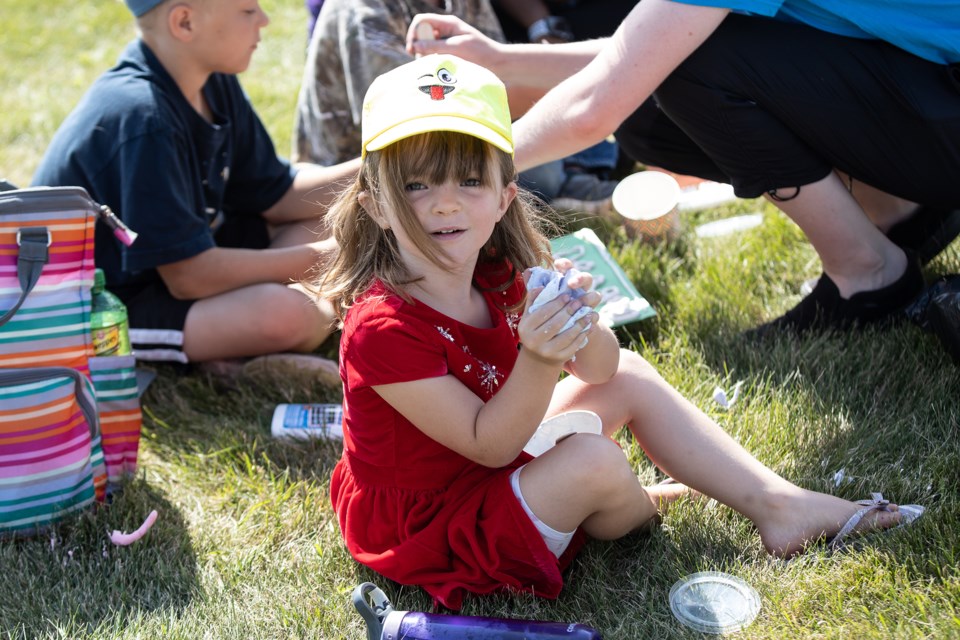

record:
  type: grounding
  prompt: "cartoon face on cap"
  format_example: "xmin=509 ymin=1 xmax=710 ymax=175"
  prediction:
xmin=419 ymin=66 xmax=457 ymax=101
xmin=361 ymin=54 xmax=514 ymax=157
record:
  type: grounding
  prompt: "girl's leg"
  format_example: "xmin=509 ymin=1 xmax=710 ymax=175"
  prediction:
xmin=537 ymin=349 xmax=903 ymax=557
xmin=516 ymin=433 xmax=692 ymax=540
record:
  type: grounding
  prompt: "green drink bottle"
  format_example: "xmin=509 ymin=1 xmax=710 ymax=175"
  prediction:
xmin=90 ymin=268 xmax=132 ymax=356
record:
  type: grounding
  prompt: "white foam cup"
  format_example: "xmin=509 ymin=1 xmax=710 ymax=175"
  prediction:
xmin=611 ymin=171 xmax=682 ymax=240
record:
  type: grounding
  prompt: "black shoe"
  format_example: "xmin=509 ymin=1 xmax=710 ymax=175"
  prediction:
xmin=749 ymin=253 xmax=925 ymax=338
xmin=886 ymin=206 xmax=960 ymax=265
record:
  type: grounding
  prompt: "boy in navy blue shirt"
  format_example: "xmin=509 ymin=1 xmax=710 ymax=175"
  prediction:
xmin=32 ymin=0 xmax=359 ymax=378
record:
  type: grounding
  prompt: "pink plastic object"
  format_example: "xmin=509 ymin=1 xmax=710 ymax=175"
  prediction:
xmin=109 ymin=509 xmax=158 ymax=546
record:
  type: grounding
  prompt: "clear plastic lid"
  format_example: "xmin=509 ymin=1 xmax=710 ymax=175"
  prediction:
xmin=669 ymin=571 xmax=760 ymax=634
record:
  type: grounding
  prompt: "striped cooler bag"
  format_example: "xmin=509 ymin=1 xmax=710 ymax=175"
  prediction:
xmin=0 ymin=186 xmax=142 ymax=536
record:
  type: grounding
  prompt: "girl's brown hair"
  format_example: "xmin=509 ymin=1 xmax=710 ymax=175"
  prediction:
xmin=310 ymin=131 xmax=555 ymax=323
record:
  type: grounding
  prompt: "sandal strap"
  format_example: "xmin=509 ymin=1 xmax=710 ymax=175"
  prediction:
xmin=830 ymin=493 xmax=891 ymax=550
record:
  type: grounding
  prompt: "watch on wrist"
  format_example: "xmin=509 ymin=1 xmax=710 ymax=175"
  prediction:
xmin=527 ymin=16 xmax=574 ymax=43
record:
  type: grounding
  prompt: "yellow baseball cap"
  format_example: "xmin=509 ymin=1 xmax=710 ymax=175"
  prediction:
xmin=361 ymin=54 xmax=513 ymax=157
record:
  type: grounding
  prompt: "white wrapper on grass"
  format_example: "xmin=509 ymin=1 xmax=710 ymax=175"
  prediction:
xmin=712 ymin=381 xmax=743 ymax=409
xmin=527 ymin=267 xmax=592 ymax=333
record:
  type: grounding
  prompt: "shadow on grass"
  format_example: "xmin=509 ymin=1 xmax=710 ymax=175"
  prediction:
xmin=0 ymin=479 xmax=199 ymax=637
xmin=139 ymin=361 xmax=345 ymax=484
xmin=389 ymin=510 xmax=758 ymax=638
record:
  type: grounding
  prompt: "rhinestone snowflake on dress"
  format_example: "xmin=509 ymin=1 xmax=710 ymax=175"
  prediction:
xmin=477 ymin=360 xmax=502 ymax=394
xmin=435 ymin=323 xmax=502 ymax=394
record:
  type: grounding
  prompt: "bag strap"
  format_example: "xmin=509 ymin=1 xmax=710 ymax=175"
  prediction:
xmin=0 ymin=226 xmax=51 ymax=327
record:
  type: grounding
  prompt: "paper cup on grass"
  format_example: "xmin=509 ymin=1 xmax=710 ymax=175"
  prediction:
xmin=612 ymin=171 xmax=682 ymax=241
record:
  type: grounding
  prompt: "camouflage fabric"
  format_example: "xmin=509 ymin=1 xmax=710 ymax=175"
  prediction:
xmin=293 ymin=0 xmax=504 ymax=165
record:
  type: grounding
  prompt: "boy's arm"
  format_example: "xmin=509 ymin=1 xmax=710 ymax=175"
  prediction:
xmin=156 ymin=238 xmax=335 ymax=300
xmin=260 ymin=158 xmax=361 ymax=225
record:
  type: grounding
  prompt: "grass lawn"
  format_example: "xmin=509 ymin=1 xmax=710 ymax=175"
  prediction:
xmin=2 ymin=1 xmax=959 ymax=638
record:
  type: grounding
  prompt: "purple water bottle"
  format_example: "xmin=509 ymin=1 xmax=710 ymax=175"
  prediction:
xmin=353 ymin=582 xmax=603 ymax=640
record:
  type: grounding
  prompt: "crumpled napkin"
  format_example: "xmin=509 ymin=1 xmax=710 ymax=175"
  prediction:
xmin=712 ymin=381 xmax=743 ymax=409
xmin=527 ymin=266 xmax=592 ymax=333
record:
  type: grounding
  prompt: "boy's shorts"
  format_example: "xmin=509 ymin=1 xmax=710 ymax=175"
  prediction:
xmin=121 ymin=214 xmax=271 ymax=363
xmin=123 ymin=282 xmax=194 ymax=364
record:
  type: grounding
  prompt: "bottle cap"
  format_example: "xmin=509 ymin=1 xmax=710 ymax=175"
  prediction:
xmin=669 ymin=571 xmax=760 ymax=634
xmin=93 ymin=268 xmax=106 ymax=292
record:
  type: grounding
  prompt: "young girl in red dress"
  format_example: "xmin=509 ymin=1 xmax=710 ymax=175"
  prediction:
xmin=313 ymin=54 xmax=922 ymax=610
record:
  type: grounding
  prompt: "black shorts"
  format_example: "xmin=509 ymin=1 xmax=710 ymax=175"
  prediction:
xmin=118 ymin=214 xmax=270 ymax=363
xmin=616 ymin=14 xmax=960 ymax=206
xmin=122 ymin=282 xmax=194 ymax=363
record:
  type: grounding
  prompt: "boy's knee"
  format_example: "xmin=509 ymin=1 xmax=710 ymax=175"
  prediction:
xmin=251 ymin=287 xmax=328 ymax=350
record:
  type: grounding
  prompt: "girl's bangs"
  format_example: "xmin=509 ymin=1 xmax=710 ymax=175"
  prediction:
xmin=391 ymin=131 xmax=495 ymax=184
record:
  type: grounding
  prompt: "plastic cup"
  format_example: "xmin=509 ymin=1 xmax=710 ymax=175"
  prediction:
xmin=611 ymin=171 xmax=682 ymax=241
xmin=523 ymin=410 xmax=603 ymax=457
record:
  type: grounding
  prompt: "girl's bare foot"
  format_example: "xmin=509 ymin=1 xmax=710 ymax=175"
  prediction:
xmin=638 ymin=480 xmax=703 ymax=531
xmin=754 ymin=489 xmax=904 ymax=558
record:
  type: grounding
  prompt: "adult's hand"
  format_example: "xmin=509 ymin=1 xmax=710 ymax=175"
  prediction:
xmin=406 ymin=13 xmax=502 ymax=68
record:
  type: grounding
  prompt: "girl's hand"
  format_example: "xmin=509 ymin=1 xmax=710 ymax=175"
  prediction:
xmin=519 ymin=267 xmax=598 ymax=365
xmin=535 ymin=260 xmax=619 ymax=383
xmin=553 ymin=258 xmax=603 ymax=311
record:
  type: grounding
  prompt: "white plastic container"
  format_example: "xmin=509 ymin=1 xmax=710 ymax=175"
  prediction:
xmin=271 ymin=404 xmax=344 ymax=440
xmin=523 ymin=411 xmax=603 ymax=457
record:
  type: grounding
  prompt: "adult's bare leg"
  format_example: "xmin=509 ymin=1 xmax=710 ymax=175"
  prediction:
xmin=767 ymin=173 xmax=907 ymax=299
xmin=833 ymin=170 xmax=917 ymax=232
